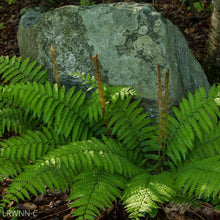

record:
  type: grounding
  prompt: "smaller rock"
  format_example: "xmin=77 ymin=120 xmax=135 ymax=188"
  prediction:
xmin=22 ymin=202 xmax=37 ymax=211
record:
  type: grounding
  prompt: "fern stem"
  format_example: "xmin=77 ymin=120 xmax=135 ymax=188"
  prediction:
xmin=50 ymin=45 xmax=61 ymax=89
xmin=92 ymin=54 xmax=109 ymax=132
xmin=157 ymin=64 xmax=163 ymax=172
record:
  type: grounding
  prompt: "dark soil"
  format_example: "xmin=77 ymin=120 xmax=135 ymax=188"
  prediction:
xmin=0 ymin=0 xmax=219 ymax=219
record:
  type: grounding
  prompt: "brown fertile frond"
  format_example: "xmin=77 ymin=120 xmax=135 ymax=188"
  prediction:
xmin=157 ymin=66 xmax=170 ymax=172
xmin=50 ymin=45 xmax=61 ymax=89
xmin=92 ymin=54 xmax=106 ymax=115
xmin=162 ymin=68 xmax=170 ymax=161
xmin=157 ymin=64 xmax=163 ymax=172
xmin=92 ymin=54 xmax=110 ymax=134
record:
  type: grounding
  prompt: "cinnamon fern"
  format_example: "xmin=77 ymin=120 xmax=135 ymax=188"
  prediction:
xmin=166 ymin=85 xmax=219 ymax=164
xmin=0 ymin=55 xmax=220 ymax=219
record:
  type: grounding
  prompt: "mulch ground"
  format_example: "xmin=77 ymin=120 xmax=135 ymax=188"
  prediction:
xmin=0 ymin=0 xmax=219 ymax=219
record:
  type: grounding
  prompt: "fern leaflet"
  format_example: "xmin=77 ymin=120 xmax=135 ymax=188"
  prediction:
xmin=166 ymin=86 xmax=220 ymax=164
xmin=69 ymin=169 xmax=126 ymax=220
xmin=123 ymin=172 xmax=175 ymax=219
xmin=0 ymin=56 xmax=48 ymax=84
xmin=176 ymin=156 xmax=220 ymax=199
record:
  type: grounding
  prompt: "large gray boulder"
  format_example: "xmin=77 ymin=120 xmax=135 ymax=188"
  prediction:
xmin=17 ymin=3 xmax=210 ymax=116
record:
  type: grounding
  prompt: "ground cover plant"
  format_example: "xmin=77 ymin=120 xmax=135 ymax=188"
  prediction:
xmin=0 ymin=54 xmax=220 ymax=219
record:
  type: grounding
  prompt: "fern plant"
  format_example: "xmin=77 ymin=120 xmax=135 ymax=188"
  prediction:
xmin=0 ymin=55 xmax=220 ymax=219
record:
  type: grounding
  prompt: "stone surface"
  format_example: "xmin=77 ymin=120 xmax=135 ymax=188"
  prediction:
xmin=17 ymin=3 xmax=210 ymax=116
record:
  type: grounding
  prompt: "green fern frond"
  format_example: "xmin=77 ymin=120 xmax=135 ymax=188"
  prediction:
xmin=41 ymin=137 xmax=144 ymax=177
xmin=104 ymin=86 xmax=137 ymax=103
xmin=0 ymin=158 xmax=27 ymax=181
xmin=170 ymin=192 xmax=201 ymax=207
xmin=1 ymin=151 xmax=75 ymax=208
xmin=83 ymin=90 xmax=103 ymax=123
xmin=0 ymin=127 xmax=65 ymax=162
xmin=1 ymin=56 xmax=220 ymax=219
xmin=176 ymin=156 xmax=220 ymax=199
xmin=84 ymin=86 xmax=138 ymax=128
xmin=1 ymin=138 xmax=143 ymax=210
xmin=123 ymin=172 xmax=175 ymax=219
xmin=69 ymin=72 xmax=137 ymax=101
xmin=0 ymin=56 xmax=48 ymax=84
xmin=0 ymin=105 xmax=42 ymax=137
xmin=106 ymin=96 xmax=156 ymax=151
xmin=68 ymin=71 xmax=96 ymax=89
xmin=1 ymin=82 xmax=95 ymax=141
xmin=166 ymin=85 xmax=220 ymax=164
xmin=1 ymin=165 xmax=70 ymax=209
xmin=69 ymin=169 xmax=126 ymax=220
xmin=0 ymin=107 xmax=27 ymax=137
xmin=192 ymin=120 xmax=220 ymax=158
xmin=81 ymin=80 xmax=138 ymax=125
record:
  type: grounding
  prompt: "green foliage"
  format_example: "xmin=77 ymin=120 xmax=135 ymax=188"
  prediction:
xmin=166 ymin=85 xmax=219 ymax=164
xmin=176 ymin=156 xmax=220 ymax=199
xmin=123 ymin=172 xmax=175 ymax=219
xmin=80 ymin=0 xmax=95 ymax=6
xmin=69 ymin=169 xmax=126 ymax=219
xmin=0 ymin=55 xmax=220 ymax=219
xmin=212 ymin=197 xmax=220 ymax=211
xmin=187 ymin=1 xmax=204 ymax=11
xmin=0 ymin=56 xmax=48 ymax=84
